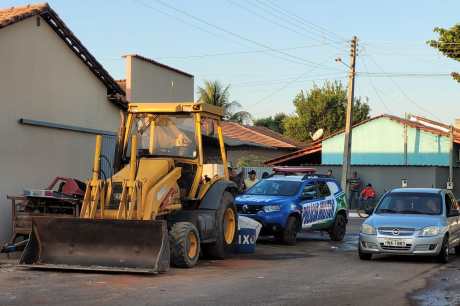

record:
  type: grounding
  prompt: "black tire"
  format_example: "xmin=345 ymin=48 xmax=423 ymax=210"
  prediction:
xmin=170 ymin=222 xmax=200 ymax=268
xmin=329 ymin=213 xmax=347 ymax=241
xmin=358 ymin=247 xmax=372 ymax=260
xmin=276 ymin=216 xmax=299 ymax=245
xmin=202 ymin=191 xmax=238 ymax=259
xmin=436 ymin=236 xmax=449 ymax=264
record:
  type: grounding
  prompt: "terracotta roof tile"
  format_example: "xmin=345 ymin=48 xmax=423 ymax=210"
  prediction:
xmin=116 ymin=79 xmax=126 ymax=92
xmin=221 ymin=122 xmax=297 ymax=149
xmin=249 ymin=125 xmax=308 ymax=148
xmin=0 ymin=3 xmax=48 ymax=29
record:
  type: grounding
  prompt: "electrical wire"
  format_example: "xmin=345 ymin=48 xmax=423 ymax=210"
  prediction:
xmin=139 ymin=0 xmax=337 ymax=70
xmin=359 ymin=56 xmax=391 ymax=114
xmin=262 ymin=0 xmax=346 ymax=43
xmin=365 ymin=53 xmax=442 ymax=121
xmin=153 ymin=42 xmax=337 ymax=60
xmin=245 ymin=58 xmax=337 ymax=109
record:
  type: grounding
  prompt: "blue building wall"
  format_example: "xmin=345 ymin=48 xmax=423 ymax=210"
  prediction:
xmin=321 ymin=117 xmax=450 ymax=166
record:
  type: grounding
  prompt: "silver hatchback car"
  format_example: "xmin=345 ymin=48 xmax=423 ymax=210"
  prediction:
xmin=359 ymin=188 xmax=460 ymax=263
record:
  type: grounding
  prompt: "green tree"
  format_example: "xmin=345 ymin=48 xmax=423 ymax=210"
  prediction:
xmin=254 ymin=113 xmax=287 ymax=133
xmin=283 ymin=81 xmax=370 ymax=142
xmin=428 ymin=24 xmax=460 ymax=82
xmin=197 ymin=80 xmax=251 ymax=124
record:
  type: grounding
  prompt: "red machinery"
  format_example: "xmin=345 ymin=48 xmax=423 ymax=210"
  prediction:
xmin=2 ymin=177 xmax=85 ymax=252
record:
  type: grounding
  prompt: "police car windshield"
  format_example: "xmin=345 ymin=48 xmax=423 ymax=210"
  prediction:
xmin=246 ymin=180 xmax=301 ymax=196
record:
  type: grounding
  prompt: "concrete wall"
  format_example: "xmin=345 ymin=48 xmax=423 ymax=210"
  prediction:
xmin=0 ymin=16 xmax=120 ymax=243
xmin=322 ymin=117 xmax=450 ymax=166
xmin=313 ymin=165 xmax=460 ymax=197
xmin=126 ymin=55 xmax=194 ymax=102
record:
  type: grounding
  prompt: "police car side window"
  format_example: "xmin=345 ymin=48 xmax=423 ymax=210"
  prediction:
xmin=326 ymin=181 xmax=339 ymax=195
xmin=301 ymin=183 xmax=318 ymax=200
xmin=318 ymin=182 xmax=331 ymax=197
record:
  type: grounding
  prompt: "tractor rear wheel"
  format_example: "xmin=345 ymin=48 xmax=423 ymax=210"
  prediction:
xmin=170 ymin=222 xmax=200 ymax=268
xmin=202 ymin=191 xmax=237 ymax=259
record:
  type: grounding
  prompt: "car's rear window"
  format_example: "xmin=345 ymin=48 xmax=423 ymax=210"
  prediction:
xmin=375 ymin=192 xmax=442 ymax=215
xmin=246 ymin=180 xmax=301 ymax=196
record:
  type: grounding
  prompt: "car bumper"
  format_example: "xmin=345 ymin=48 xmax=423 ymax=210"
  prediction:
xmin=238 ymin=212 xmax=285 ymax=234
xmin=359 ymin=233 xmax=444 ymax=255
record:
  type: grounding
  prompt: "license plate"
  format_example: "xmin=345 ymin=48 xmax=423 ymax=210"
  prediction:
xmin=383 ymin=239 xmax=406 ymax=247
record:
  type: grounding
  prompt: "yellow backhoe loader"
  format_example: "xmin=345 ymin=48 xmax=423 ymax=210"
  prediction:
xmin=20 ymin=102 xmax=238 ymax=273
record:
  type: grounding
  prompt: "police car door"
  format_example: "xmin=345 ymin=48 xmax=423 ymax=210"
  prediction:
xmin=301 ymin=180 xmax=336 ymax=228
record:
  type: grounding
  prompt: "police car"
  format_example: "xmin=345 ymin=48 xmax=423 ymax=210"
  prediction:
xmin=235 ymin=167 xmax=348 ymax=245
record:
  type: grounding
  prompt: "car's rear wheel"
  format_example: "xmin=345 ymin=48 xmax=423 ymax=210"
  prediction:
xmin=329 ymin=213 xmax=347 ymax=241
xmin=276 ymin=216 xmax=298 ymax=245
xmin=436 ymin=236 xmax=449 ymax=264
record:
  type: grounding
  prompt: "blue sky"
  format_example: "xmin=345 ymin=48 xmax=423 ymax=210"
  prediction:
xmin=4 ymin=0 xmax=460 ymax=123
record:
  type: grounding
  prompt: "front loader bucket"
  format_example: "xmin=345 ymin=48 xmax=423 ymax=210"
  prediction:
xmin=19 ymin=217 xmax=170 ymax=274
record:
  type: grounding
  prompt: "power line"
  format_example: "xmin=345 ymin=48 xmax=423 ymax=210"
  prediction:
xmin=360 ymin=56 xmax=391 ymax=113
xmin=245 ymin=59 xmax=334 ymax=110
xmin=365 ymin=53 xmax=442 ymax=121
xmin=228 ymin=0 xmax=336 ymax=46
xmin=262 ymin=0 xmax=346 ymax=43
xmin=231 ymin=0 xmax=345 ymax=49
xmin=231 ymin=73 xmax=347 ymax=87
xmin=358 ymin=72 xmax=451 ymax=77
xmin=142 ymin=0 xmax=338 ymax=70
xmin=154 ymin=42 xmax=336 ymax=60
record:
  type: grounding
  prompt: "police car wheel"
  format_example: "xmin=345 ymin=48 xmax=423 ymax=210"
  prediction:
xmin=277 ymin=216 xmax=298 ymax=245
xmin=329 ymin=213 xmax=346 ymax=241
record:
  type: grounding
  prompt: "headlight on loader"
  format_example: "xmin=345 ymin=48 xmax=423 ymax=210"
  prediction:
xmin=361 ymin=224 xmax=376 ymax=235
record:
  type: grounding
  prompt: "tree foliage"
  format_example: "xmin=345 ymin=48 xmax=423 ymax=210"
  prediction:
xmin=254 ymin=113 xmax=287 ymax=133
xmin=428 ymin=24 xmax=460 ymax=82
xmin=197 ymin=80 xmax=251 ymax=124
xmin=283 ymin=81 xmax=370 ymax=142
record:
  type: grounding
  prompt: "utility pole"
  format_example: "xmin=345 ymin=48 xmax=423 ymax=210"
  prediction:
xmin=340 ymin=36 xmax=357 ymax=197
xmin=404 ymin=112 xmax=408 ymax=166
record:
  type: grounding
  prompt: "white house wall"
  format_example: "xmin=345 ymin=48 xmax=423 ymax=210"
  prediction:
xmin=126 ymin=55 xmax=194 ymax=102
xmin=0 ymin=16 xmax=120 ymax=243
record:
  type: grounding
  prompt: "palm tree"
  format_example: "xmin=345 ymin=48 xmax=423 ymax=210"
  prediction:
xmin=197 ymin=80 xmax=251 ymax=124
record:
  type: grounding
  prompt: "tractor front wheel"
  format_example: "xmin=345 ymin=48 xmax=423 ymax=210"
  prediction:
xmin=170 ymin=222 xmax=200 ymax=268
xmin=203 ymin=191 xmax=238 ymax=259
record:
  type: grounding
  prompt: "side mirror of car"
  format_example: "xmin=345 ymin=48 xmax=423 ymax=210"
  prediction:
xmin=448 ymin=209 xmax=460 ymax=217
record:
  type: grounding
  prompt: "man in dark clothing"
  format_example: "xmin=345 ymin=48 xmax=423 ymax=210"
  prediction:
xmin=348 ymin=171 xmax=362 ymax=209
xmin=228 ymin=167 xmax=244 ymax=193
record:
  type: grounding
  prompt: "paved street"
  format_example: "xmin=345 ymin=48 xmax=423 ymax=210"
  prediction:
xmin=0 ymin=218 xmax=458 ymax=306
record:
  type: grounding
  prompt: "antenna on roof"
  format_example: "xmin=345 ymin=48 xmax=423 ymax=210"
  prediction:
xmin=311 ymin=128 xmax=324 ymax=141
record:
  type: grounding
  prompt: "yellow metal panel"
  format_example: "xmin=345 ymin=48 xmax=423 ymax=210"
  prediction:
xmin=189 ymin=113 xmax=203 ymax=198
xmin=217 ymin=120 xmax=229 ymax=179
xmin=128 ymin=102 xmax=224 ymax=117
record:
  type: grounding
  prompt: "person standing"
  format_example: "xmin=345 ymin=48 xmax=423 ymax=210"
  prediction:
xmin=326 ymin=169 xmax=333 ymax=177
xmin=348 ymin=171 xmax=362 ymax=209
xmin=244 ymin=170 xmax=259 ymax=190
xmin=228 ymin=166 xmax=244 ymax=193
